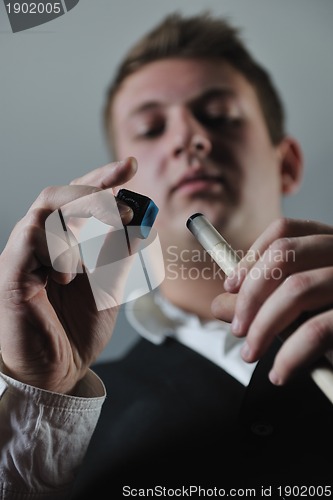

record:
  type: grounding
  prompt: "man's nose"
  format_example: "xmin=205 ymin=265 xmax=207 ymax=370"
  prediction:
xmin=172 ymin=112 xmax=212 ymax=159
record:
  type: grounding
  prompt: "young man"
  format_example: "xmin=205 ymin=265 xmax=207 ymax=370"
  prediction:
xmin=1 ymin=12 xmax=333 ymax=499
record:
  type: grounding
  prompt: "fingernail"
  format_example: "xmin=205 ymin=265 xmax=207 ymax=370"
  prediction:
xmin=240 ymin=342 xmax=251 ymax=361
xmin=211 ymin=297 xmax=220 ymax=317
xmin=117 ymin=201 xmax=133 ymax=218
xmin=224 ymin=271 xmax=238 ymax=291
xmin=115 ymin=156 xmax=137 ymax=170
xmin=100 ymin=163 xmax=122 ymax=183
xmin=269 ymin=370 xmax=281 ymax=385
xmin=113 ymin=157 xmax=137 ymax=171
xmin=225 ymin=266 xmax=247 ymax=291
xmin=101 ymin=158 xmax=138 ymax=186
xmin=231 ymin=315 xmax=241 ymax=334
xmin=128 ymin=156 xmax=138 ymax=170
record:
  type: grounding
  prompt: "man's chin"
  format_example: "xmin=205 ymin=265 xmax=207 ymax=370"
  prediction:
xmin=183 ymin=202 xmax=228 ymax=229
xmin=162 ymin=204 xmax=228 ymax=244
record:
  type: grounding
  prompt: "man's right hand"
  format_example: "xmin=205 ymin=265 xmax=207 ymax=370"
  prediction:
xmin=0 ymin=157 xmax=137 ymax=394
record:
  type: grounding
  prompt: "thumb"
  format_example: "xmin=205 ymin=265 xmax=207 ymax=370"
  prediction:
xmin=211 ymin=292 xmax=237 ymax=323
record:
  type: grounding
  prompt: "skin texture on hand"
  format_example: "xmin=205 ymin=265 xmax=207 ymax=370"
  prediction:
xmin=211 ymin=218 xmax=333 ymax=386
xmin=0 ymin=157 xmax=137 ymax=394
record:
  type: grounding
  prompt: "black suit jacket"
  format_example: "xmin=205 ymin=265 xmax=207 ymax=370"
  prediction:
xmin=72 ymin=337 xmax=333 ymax=497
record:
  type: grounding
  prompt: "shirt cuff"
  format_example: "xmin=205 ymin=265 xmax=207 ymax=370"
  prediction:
xmin=0 ymin=367 xmax=106 ymax=499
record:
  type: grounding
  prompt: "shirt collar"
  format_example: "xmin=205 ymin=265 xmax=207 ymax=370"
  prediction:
xmin=124 ymin=290 xmax=257 ymax=386
xmin=124 ymin=290 xmax=178 ymax=345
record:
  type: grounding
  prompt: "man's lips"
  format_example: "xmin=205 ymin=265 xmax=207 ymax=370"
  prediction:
xmin=171 ymin=174 xmax=225 ymax=194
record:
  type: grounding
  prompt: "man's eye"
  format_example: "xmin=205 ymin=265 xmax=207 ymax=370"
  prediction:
xmin=137 ymin=123 xmax=165 ymax=139
xmin=200 ymin=113 xmax=240 ymax=128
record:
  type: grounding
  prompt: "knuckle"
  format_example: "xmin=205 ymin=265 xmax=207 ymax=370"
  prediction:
xmin=303 ymin=317 xmax=331 ymax=349
xmin=268 ymin=238 xmax=295 ymax=272
xmin=270 ymin=236 xmax=294 ymax=255
xmin=275 ymin=350 xmax=295 ymax=378
xmin=26 ymin=207 xmax=51 ymax=227
xmin=38 ymin=185 xmax=58 ymax=202
xmin=69 ymin=176 xmax=80 ymax=186
xmin=237 ymin=284 xmax=261 ymax=315
xmin=270 ymin=217 xmax=292 ymax=239
xmin=17 ymin=224 xmax=39 ymax=248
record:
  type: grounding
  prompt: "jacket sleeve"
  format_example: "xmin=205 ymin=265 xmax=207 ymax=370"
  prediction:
xmin=0 ymin=364 xmax=106 ymax=500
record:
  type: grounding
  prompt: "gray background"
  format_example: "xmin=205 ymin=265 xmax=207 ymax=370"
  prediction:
xmin=1 ymin=0 xmax=332 ymax=361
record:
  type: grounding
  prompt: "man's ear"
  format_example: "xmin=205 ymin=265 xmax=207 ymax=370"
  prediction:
xmin=277 ymin=136 xmax=304 ymax=195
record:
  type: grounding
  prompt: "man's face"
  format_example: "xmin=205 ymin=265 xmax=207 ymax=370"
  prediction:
xmin=110 ymin=58 xmax=285 ymax=252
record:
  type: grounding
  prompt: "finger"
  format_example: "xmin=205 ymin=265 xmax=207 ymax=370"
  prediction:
xmin=60 ymin=188 xmax=133 ymax=228
xmin=70 ymin=157 xmax=137 ymax=189
xmin=211 ymin=292 xmax=237 ymax=323
xmin=1 ymin=225 xmax=53 ymax=304
xmin=12 ymin=157 xmax=138 ymax=240
xmin=36 ymin=157 xmax=137 ymax=225
xmin=4 ymin=217 xmax=82 ymax=290
xmin=231 ymin=234 xmax=333 ymax=336
xmin=48 ymin=225 xmax=82 ymax=281
xmin=31 ymin=186 xmax=133 ymax=228
xmin=47 ymin=202 xmax=136 ymax=279
xmin=29 ymin=185 xmax=102 ymax=213
xmin=240 ymin=267 xmax=333 ymax=363
xmin=268 ymin=309 xmax=333 ymax=385
xmin=20 ymin=187 xmax=132 ymax=278
xmin=224 ymin=218 xmax=333 ymax=292
xmin=9 ymin=188 xmax=103 ymax=243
